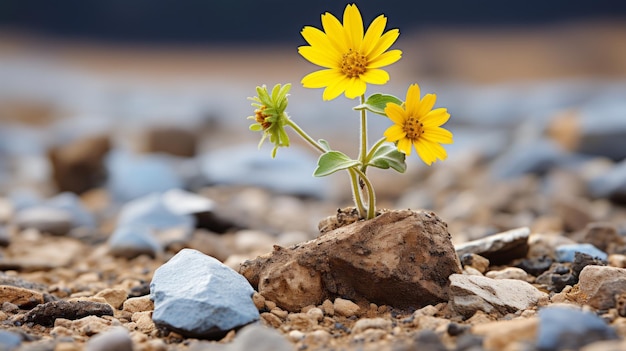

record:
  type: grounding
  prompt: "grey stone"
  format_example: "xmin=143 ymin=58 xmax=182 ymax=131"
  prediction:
xmin=201 ymin=144 xmax=331 ymax=199
xmin=188 ymin=323 xmax=294 ymax=351
xmin=150 ymin=248 xmax=259 ymax=339
xmin=455 ymin=227 xmax=530 ymax=265
xmin=108 ymin=226 xmax=162 ymax=259
xmin=13 ymin=206 xmax=73 ymax=236
xmin=449 ymin=274 xmax=548 ymax=317
xmin=84 ymin=326 xmax=133 ymax=351
xmin=106 ymin=149 xmax=184 ymax=203
xmin=0 ymin=330 xmax=21 ymax=351
xmin=537 ymin=306 xmax=618 ymax=351
xmin=555 ymin=243 xmax=607 ymax=263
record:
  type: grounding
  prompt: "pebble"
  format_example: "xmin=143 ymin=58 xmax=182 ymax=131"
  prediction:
xmin=84 ymin=326 xmax=133 ymax=351
xmin=555 ymin=243 xmax=608 ymax=262
xmin=485 ymin=267 xmax=533 ymax=282
xmin=22 ymin=300 xmax=114 ymax=326
xmin=352 ymin=318 xmax=392 ymax=333
xmin=0 ymin=330 xmax=22 ymax=350
xmin=575 ymin=265 xmax=626 ymax=310
xmin=105 ymin=149 xmax=184 ymax=203
xmin=107 ymin=225 xmax=162 ymax=259
xmin=333 ymin=298 xmax=360 ymax=318
xmin=150 ymin=248 xmax=259 ymax=339
xmin=13 ymin=206 xmax=74 ymax=236
xmin=449 ymin=274 xmax=548 ymax=317
xmin=537 ymin=305 xmax=619 ymax=351
xmin=454 ymin=227 xmax=530 ymax=265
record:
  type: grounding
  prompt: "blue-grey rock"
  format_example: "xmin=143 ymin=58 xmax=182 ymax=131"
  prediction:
xmin=117 ymin=192 xmax=196 ymax=231
xmin=537 ymin=306 xmax=618 ymax=351
xmin=108 ymin=225 xmax=162 ymax=259
xmin=13 ymin=206 xmax=74 ymax=236
xmin=490 ymin=138 xmax=582 ymax=179
xmin=575 ymin=100 xmax=626 ymax=161
xmin=0 ymin=330 xmax=21 ymax=351
xmin=555 ymin=243 xmax=607 ymax=263
xmin=588 ymin=159 xmax=626 ymax=203
xmin=84 ymin=326 xmax=133 ymax=351
xmin=188 ymin=323 xmax=294 ymax=351
xmin=106 ymin=149 xmax=184 ymax=203
xmin=150 ymin=248 xmax=259 ymax=339
xmin=201 ymin=144 xmax=331 ymax=199
xmin=45 ymin=192 xmax=96 ymax=228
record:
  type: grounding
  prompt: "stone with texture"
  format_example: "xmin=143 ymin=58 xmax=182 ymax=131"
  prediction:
xmin=574 ymin=265 xmax=626 ymax=310
xmin=150 ymin=248 xmax=259 ymax=339
xmin=537 ymin=306 xmax=618 ymax=351
xmin=449 ymin=274 xmax=548 ymax=317
xmin=240 ymin=209 xmax=462 ymax=312
xmin=22 ymin=300 xmax=114 ymax=326
xmin=455 ymin=227 xmax=530 ymax=265
xmin=0 ymin=285 xmax=44 ymax=308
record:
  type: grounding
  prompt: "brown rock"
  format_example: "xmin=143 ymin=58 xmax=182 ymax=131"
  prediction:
xmin=582 ymin=222 xmax=623 ymax=254
xmin=122 ymin=296 xmax=154 ymax=313
xmin=575 ymin=265 xmax=626 ymax=310
xmin=334 ymin=298 xmax=360 ymax=318
xmin=0 ymin=285 xmax=44 ymax=308
xmin=95 ymin=288 xmax=127 ymax=310
xmin=240 ymin=209 xmax=462 ymax=312
xmin=48 ymin=134 xmax=111 ymax=194
xmin=22 ymin=300 xmax=114 ymax=326
xmin=141 ymin=126 xmax=198 ymax=157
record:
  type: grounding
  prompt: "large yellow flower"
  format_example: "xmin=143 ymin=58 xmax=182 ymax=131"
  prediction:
xmin=383 ymin=84 xmax=453 ymax=165
xmin=298 ymin=4 xmax=402 ymax=101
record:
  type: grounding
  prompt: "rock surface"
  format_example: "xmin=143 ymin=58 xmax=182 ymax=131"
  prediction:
xmin=150 ymin=248 xmax=260 ymax=339
xmin=240 ymin=209 xmax=462 ymax=312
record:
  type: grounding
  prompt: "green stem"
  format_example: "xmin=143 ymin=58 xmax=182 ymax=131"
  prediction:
xmin=285 ymin=119 xmax=326 ymax=154
xmin=348 ymin=168 xmax=367 ymax=218
xmin=287 ymin=117 xmax=367 ymax=217
xmin=362 ymin=137 xmax=387 ymax=173
xmin=358 ymin=95 xmax=367 ymax=165
xmin=353 ymin=168 xmax=376 ymax=220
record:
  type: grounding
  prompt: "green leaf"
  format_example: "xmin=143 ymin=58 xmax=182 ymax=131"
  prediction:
xmin=354 ymin=94 xmax=403 ymax=116
xmin=313 ymin=151 xmax=361 ymax=177
xmin=367 ymin=144 xmax=407 ymax=173
xmin=318 ymin=139 xmax=332 ymax=152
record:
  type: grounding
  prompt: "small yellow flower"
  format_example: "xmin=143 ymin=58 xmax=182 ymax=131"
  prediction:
xmin=298 ymin=4 xmax=402 ymax=101
xmin=383 ymin=84 xmax=453 ymax=165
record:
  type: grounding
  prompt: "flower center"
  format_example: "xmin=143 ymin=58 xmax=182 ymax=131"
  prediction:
xmin=403 ymin=116 xmax=425 ymax=141
xmin=255 ymin=106 xmax=271 ymax=130
xmin=341 ymin=50 xmax=367 ymax=78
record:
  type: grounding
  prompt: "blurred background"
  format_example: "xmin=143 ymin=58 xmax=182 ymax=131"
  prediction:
xmin=1 ymin=0 xmax=626 ymax=237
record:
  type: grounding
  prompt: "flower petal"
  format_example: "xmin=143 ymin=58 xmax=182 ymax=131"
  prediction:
xmin=422 ymin=127 xmax=454 ymax=144
xmin=343 ymin=4 xmax=364 ymax=50
xmin=397 ymin=138 xmax=412 ymax=156
xmin=301 ymin=69 xmax=343 ymax=88
xmin=344 ymin=77 xmax=367 ymax=99
xmin=323 ymin=76 xmax=350 ymax=101
xmin=404 ymin=84 xmax=421 ymax=117
xmin=362 ymin=14 xmax=386 ymax=55
xmin=384 ymin=125 xmax=406 ymax=142
xmin=298 ymin=46 xmax=340 ymax=68
xmin=367 ymin=49 xmax=402 ymax=69
xmin=414 ymin=139 xmax=436 ymax=165
xmin=422 ymin=108 xmax=451 ymax=127
xmin=384 ymin=103 xmax=407 ymax=125
xmin=360 ymin=68 xmax=389 ymax=85
xmin=321 ymin=12 xmax=349 ymax=53
xmin=367 ymin=29 xmax=400 ymax=60
xmin=416 ymin=93 xmax=437 ymax=117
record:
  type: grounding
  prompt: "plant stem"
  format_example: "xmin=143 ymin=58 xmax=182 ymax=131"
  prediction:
xmin=358 ymin=95 xmax=367 ymax=166
xmin=353 ymin=168 xmax=376 ymax=219
xmin=348 ymin=168 xmax=367 ymax=218
xmin=286 ymin=117 xmax=367 ymax=216
xmin=362 ymin=137 xmax=387 ymax=173
xmin=285 ymin=119 xmax=326 ymax=154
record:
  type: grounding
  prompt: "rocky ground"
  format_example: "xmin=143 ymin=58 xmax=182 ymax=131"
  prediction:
xmin=1 ymin=23 xmax=626 ymax=351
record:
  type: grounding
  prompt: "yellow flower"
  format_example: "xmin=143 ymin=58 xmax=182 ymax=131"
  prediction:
xmin=383 ymin=84 xmax=453 ymax=165
xmin=298 ymin=4 xmax=402 ymax=101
